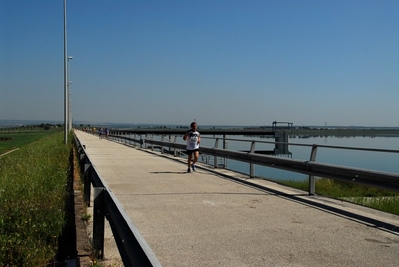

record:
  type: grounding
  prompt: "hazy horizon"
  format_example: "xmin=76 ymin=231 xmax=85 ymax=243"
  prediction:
xmin=1 ymin=118 xmax=398 ymax=129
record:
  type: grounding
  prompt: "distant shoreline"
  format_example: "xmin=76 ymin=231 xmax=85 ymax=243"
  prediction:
xmin=287 ymin=128 xmax=399 ymax=137
xmin=1 ymin=119 xmax=398 ymax=137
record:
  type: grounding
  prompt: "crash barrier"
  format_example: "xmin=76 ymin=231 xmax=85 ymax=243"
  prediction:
xmin=74 ymin=134 xmax=162 ymax=267
xmin=109 ymin=133 xmax=399 ymax=195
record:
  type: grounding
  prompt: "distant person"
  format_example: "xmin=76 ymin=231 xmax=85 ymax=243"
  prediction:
xmin=105 ymin=127 xmax=109 ymax=139
xmin=99 ymin=127 xmax=103 ymax=139
xmin=183 ymin=122 xmax=200 ymax=173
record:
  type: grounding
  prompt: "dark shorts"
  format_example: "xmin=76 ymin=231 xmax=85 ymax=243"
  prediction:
xmin=186 ymin=149 xmax=199 ymax=155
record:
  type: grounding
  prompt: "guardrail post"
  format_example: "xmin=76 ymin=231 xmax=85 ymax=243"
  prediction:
xmin=168 ymin=134 xmax=174 ymax=155
xmin=161 ymin=135 xmax=165 ymax=154
xmin=84 ymin=164 xmax=92 ymax=206
xmin=78 ymin=145 xmax=85 ymax=161
xmin=308 ymin=144 xmax=318 ymax=196
xmin=214 ymin=138 xmax=220 ymax=168
xmin=78 ymin=149 xmax=86 ymax=173
xmin=223 ymin=135 xmax=228 ymax=149
xmin=149 ymin=134 xmax=154 ymax=150
xmin=173 ymin=136 xmax=178 ymax=157
xmin=139 ymin=134 xmax=144 ymax=148
xmin=139 ymin=135 xmax=144 ymax=148
xmin=93 ymin=187 xmax=106 ymax=260
xmin=249 ymin=141 xmax=256 ymax=178
xmin=223 ymin=135 xmax=228 ymax=168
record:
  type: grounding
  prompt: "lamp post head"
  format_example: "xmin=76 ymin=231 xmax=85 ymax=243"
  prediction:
xmin=68 ymin=56 xmax=73 ymax=60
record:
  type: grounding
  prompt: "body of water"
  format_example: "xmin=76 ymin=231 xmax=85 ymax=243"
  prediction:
xmin=197 ymin=135 xmax=399 ymax=181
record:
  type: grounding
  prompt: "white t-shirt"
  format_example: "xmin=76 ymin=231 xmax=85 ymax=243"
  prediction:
xmin=186 ymin=130 xmax=200 ymax=150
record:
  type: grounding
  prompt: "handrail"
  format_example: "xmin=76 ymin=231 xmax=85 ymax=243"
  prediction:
xmin=108 ymin=133 xmax=399 ymax=194
xmin=113 ymin=132 xmax=399 ymax=154
xmin=200 ymin=136 xmax=399 ymax=154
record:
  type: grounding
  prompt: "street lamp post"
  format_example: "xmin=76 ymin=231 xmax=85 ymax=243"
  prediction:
xmin=68 ymin=56 xmax=73 ymax=132
xmin=63 ymin=0 xmax=68 ymax=144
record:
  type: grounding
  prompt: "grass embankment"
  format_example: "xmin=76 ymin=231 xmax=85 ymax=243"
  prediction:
xmin=0 ymin=125 xmax=62 ymax=155
xmin=277 ymin=178 xmax=399 ymax=215
xmin=0 ymin=131 xmax=71 ymax=266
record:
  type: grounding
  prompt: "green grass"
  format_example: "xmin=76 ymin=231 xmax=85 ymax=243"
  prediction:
xmin=274 ymin=178 xmax=399 ymax=215
xmin=0 ymin=131 xmax=71 ymax=266
xmin=0 ymin=126 xmax=63 ymax=155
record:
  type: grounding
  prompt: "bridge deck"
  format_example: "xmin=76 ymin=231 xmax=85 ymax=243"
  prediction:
xmin=75 ymin=131 xmax=399 ymax=267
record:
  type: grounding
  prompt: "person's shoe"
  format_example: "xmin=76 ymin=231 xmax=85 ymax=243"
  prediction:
xmin=187 ymin=168 xmax=191 ymax=173
xmin=191 ymin=164 xmax=196 ymax=171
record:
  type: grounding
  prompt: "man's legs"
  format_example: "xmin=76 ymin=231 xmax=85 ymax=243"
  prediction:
xmin=192 ymin=151 xmax=199 ymax=164
xmin=187 ymin=151 xmax=192 ymax=172
xmin=187 ymin=153 xmax=193 ymax=168
xmin=191 ymin=150 xmax=199 ymax=171
xmin=187 ymin=150 xmax=198 ymax=172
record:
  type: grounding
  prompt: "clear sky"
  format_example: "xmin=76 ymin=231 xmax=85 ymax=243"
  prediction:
xmin=1 ymin=0 xmax=398 ymax=127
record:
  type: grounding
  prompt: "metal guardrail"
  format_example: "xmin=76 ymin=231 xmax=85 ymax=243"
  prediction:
xmin=74 ymin=134 xmax=162 ymax=267
xmin=109 ymin=133 xmax=399 ymax=194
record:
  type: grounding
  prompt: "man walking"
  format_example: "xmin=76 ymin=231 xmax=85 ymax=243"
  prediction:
xmin=183 ymin=122 xmax=201 ymax=173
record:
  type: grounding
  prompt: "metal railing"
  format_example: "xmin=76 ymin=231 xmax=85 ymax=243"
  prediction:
xmin=74 ymin=134 xmax=162 ymax=267
xmin=109 ymin=133 xmax=399 ymax=195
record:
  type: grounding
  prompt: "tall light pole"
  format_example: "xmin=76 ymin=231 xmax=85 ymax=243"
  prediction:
xmin=63 ymin=0 xmax=68 ymax=144
xmin=68 ymin=56 xmax=73 ymax=132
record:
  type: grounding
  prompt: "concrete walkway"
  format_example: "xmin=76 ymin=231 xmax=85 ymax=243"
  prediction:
xmin=75 ymin=131 xmax=399 ymax=267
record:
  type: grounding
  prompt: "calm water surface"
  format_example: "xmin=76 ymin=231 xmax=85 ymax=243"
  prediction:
xmin=198 ymin=135 xmax=399 ymax=181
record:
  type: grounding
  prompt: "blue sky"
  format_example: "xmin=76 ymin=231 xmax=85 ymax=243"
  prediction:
xmin=1 ymin=0 xmax=398 ymax=127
